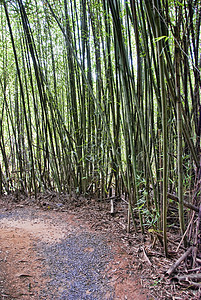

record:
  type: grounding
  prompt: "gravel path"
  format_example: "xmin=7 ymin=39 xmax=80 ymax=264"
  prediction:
xmin=0 ymin=208 xmax=116 ymax=299
xmin=39 ymin=233 xmax=114 ymax=299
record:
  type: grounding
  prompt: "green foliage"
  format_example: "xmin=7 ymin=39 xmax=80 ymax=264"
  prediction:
xmin=136 ymin=196 xmax=160 ymax=229
xmin=154 ymin=36 xmax=169 ymax=42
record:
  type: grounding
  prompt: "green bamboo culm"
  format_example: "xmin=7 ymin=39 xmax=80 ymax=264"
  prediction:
xmin=175 ymin=1 xmax=186 ymax=247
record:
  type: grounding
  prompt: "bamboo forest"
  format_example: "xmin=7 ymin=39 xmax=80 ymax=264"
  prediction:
xmin=0 ymin=0 xmax=201 ymax=298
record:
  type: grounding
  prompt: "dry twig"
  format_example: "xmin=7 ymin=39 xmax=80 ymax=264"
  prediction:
xmin=166 ymin=246 xmax=193 ymax=276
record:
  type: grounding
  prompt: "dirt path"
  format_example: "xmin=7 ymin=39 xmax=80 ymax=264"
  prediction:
xmin=0 ymin=206 xmax=147 ymax=299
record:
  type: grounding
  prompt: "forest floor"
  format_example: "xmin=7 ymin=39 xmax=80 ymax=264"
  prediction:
xmin=0 ymin=192 xmax=199 ymax=299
